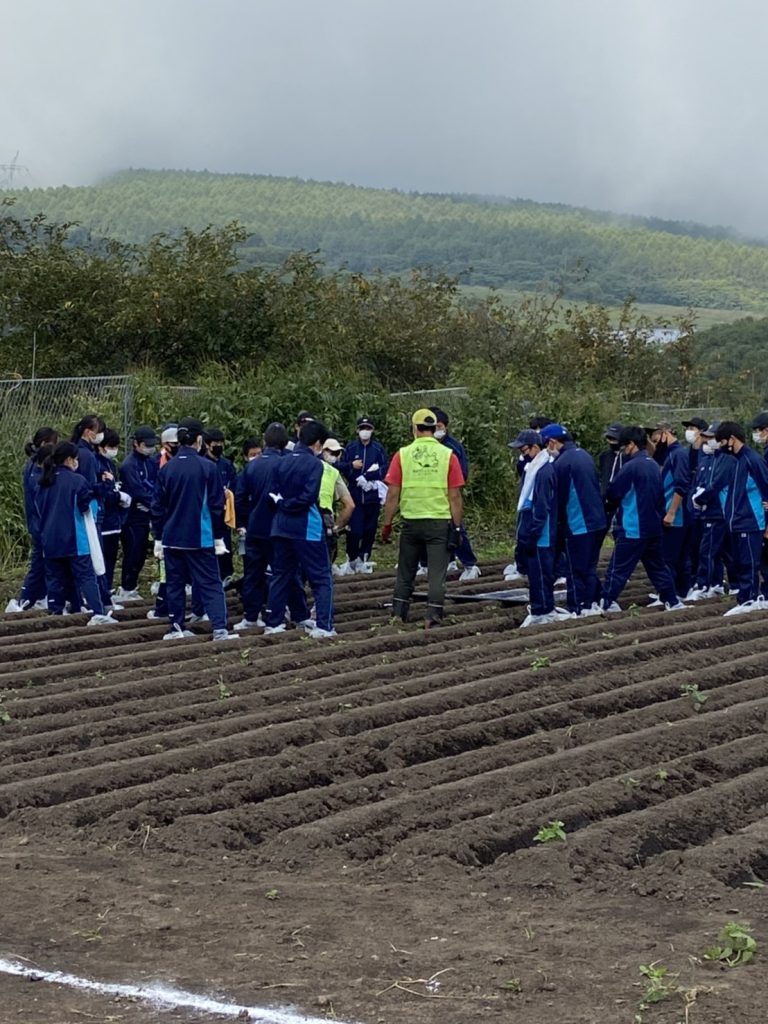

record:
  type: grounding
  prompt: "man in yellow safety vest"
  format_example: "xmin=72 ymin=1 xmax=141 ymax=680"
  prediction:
xmin=381 ymin=408 xmax=465 ymax=628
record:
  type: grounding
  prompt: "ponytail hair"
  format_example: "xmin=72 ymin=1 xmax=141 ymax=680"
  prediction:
xmin=71 ymin=414 xmax=102 ymax=444
xmin=41 ymin=441 xmax=79 ymax=487
xmin=24 ymin=426 xmax=58 ymax=458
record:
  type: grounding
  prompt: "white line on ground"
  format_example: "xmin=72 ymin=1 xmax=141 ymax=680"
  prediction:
xmin=0 ymin=956 xmax=350 ymax=1024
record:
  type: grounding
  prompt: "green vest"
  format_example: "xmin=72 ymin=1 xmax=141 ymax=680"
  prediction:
xmin=399 ymin=436 xmax=452 ymax=519
xmin=319 ymin=461 xmax=339 ymax=511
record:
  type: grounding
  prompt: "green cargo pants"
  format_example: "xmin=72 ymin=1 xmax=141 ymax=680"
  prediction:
xmin=392 ymin=518 xmax=451 ymax=624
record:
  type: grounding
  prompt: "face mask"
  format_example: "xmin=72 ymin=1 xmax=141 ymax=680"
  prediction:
xmin=703 ymin=440 xmax=717 ymax=455
xmin=247 ymin=454 xmax=260 ymax=462
xmin=104 ymin=447 xmax=118 ymax=459
xmin=434 ymin=428 xmax=446 ymax=440
xmin=752 ymin=431 xmax=764 ymax=445
xmin=92 ymin=431 xmax=104 ymax=445
xmin=168 ymin=444 xmax=179 ymax=457
xmin=652 ymin=440 xmax=667 ymax=464
xmin=140 ymin=444 xmax=156 ymax=456
xmin=323 ymin=452 xmax=339 ymax=464
xmin=684 ymin=429 xmax=697 ymax=444
xmin=210 ymin=444 xmax=224 ymax=457
xmin=608 ymin=441 xmax=620 ymax=451
xmin=358 ymin=430 xmax=372 ymax=442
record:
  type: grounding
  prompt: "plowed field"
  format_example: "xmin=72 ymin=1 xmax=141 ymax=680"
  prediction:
xmin=1 ymin=562 xmax=767 ymax=1023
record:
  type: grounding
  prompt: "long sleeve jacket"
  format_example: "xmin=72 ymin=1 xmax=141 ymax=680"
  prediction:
xmin=119 ymin=449 xmax=158 ymax=526
xmin=35 ymin=466 xmax=95 ymax=558
xmin=552 ymin=441 xmax=606 ymax=536
xmin=441 ymin=434 xmax=469 ymax=481
xmin=660 ymin=441 xmax=691 ymax=527
xmin=75 ymin=438 xmax=113 ymax=511
xmin=22 ymin=458 xmax=41 ymax=541
xmin=95 ymin=451 xmax=123 ymax=533
xmin=339 ymin=438 xmax=389 ymax=506
xmin=606 ymin=450 xmax=666 ymax=540
xmin=235 ymin=447 xmax=284 ymax=539
xmin=151 ymin=447 xmax=224 ymax=549
xmin=270 ymin=444 xmax=325 ymax=542
xmin=693 ymin=449 xmax=732 ymax=523
xmin=721 ymin=445 xmax=768 ymax=533
xmin=598 ymin=447 xmax=625 ymax=498
xmin=208 ymin=454 xmax=238 ymax=492
xmin=516 ymin=460 xmax=557 ymax=549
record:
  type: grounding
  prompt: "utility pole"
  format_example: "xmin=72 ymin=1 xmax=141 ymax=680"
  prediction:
xmin=0 ymin=152 xmax=30 ymax=188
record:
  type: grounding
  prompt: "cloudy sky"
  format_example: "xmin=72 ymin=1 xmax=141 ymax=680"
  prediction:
xmin=3 ymin=0 xmax=766 ymax=231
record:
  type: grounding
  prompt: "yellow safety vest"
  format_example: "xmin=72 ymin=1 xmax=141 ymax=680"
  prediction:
xmin=399 ymin=436 xmax=452 ymax=519
xmin=319 ymin=461 xmax=339 ymax=511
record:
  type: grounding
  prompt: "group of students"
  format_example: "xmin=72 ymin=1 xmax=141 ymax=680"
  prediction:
xmin=508 ymin=413 xmax=768 ymax=626
xmin=6 ymin=407 xmax=482 ymax=639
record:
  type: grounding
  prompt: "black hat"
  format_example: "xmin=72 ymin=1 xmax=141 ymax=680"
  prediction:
xmin=205 ymin=427 xmax=225 ymax=442
xmin=178 ymin=417 xmax=205 ymax=442
xmin=751 ymin=411 xmax=768 ymax=429
xmin=430 ymin=407 xmax=449 ymax=426
xmin=296 ymin=410 xmax=315 ymax=424
xmin=508 ymin=429 xmax=542 ymax=450
xmin=604 ymin=422 xmax=623 ymax=440
xmin=357 ymin=415 xmax=375 ymax=429
xmin=133 ymin=425 xmax=159 ymax=444
xmin=682 ymin=417 xmax=708 ymax=430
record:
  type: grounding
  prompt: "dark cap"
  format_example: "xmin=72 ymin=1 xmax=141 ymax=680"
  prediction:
xmin=702 ymin=421 xmax=719 ymax=438
xmin=178 ymin=417 xmax=205 ymax=439
xmin=648 ymin=420 xmax=675 ymax=433
xmin=604 ymin=422 xmax=624 ymax=440
xmin=205 ymin=427 xmax=225 ymax=442
xmin=430 ymin=407 xmax=449 ymax=426
xmin=357 ymin=415 xmax=375 ymax=429
xmin=682 ymin=417 xmax=708 ymax=430
xmin=133 ymin=425 xmax=159 ymax=444
xmin=508 ymin=429 xmax=542 ymax=450
xmin=540 ymin=423 xmax=568 ymax=442
xmin=750 ymin=411 xmax=768 ymax=429
xmin=296 ymin=410 xmax=315 ymax=424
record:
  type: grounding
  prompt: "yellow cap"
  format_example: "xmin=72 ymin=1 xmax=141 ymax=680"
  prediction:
xmin=411 ymin=408 xmax=437 ymax=427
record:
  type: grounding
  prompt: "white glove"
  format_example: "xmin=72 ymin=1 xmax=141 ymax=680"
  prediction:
xmin=367 ymin=462 xmax=380 ymax=474
xmin=214 ymin=538 xmax=229 ymax=555
xmin=153 ymin=540 xmax=164 ymax=559
xmin=692 ymin=486 xmax=706 ymax=511
xmin=118 ymin=491 xmax=132 ymax=508
xmin=269 ymin=492 xmax=283 ymax=504
xmin=356 ymin=475 xmax=374 ymax=491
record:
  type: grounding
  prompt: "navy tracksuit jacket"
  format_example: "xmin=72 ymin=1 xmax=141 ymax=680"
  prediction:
xmin=552 ymin=442 xmax=605 ymax=612
xmin=516 ymin=460 xmax=557 ymax=616
xmin=340 ymin=438 xmax=388 ymax=561
xmin=717 ymin=445 xmax=768 ymax=604
xmin=692 ymin=449 xmax=730 ymax=589
xmin=18 ymin=458 xmax=47 ymax=606
xmin=119 ymin=448 xmax=158 ymax=591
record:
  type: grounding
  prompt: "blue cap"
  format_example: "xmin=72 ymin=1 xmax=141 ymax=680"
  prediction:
xmin=540 ymin=423 xmax=568 ymax=442
xmin=508 ymin=429 xmax=542 ymax=450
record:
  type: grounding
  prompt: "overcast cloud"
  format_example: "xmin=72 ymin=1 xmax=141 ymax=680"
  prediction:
xmin=2 ymin=0 xmax=767 ymax=231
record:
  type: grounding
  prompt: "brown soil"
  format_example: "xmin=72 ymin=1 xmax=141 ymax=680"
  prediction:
xmin=1 ymin=561 xmax=766 ymax=1023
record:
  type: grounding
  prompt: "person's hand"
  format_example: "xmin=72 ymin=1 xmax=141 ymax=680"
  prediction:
xmin=352 ymin=458 xmax=363 ymax=470
xmin=153 ymin=540 xmax=164 ymax=559
xmin=237 ymin=527 xmax=246 ymax=536
xmin=214 ymin=538 xmax=229 ymax=555
xmin=448 ymin=524 xmax=462 ymax=552
xmin=101 ymin=471 xmax=114 ymax=481
xmin=269 ymin=492 xmax=283 ymax=504
xmin=381 ymin=523 xmax=393 ymax=543
xmin=663 ymin=510 xmax=675 ymax=526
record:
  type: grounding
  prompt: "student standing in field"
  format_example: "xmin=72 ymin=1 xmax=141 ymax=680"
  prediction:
xmin=95 ymin=429 xmax=131 ymax=594
xmin=339 ymin=416 xmax=388 ymax=574
xmin=204 ymin=427 xmax=238 ymax=584
xmin=5 ymin=427 xmax=59 ymax=613
xmin=600 ymin=426 xmax=683 ymax=613
xmin=35 ymin=442 xmax=118 ymax=626
xmin=151 ymin=417 xmax=238 ymax=641
xmin=381 ymin=408 xmax=464 ymax=629
xmin=116 ymin=425 xmax=159 ymax=602
xmin=688 ymin=422 xmax=730 ymax=598
xmin=541 ymin=423 xmax=605 ymax=616
xmin=319 ymin=437 xmax=355 ymax=568
xmin=648 ymin=422 xmax=691 ymax=603
xmin=749 ymin=410 xmax=768 ymax=600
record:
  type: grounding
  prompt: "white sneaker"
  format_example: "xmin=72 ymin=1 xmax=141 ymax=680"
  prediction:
xmin=188 ymin=613 xmax=210 ymax=624
xmin=297 ymin=618 xmax=316 ymax=633
xmin=684 ymin=587 xmax=709 ymax=602
xmin=234 ymin=618 xmax=262 ymax=631
xmin=113 ymin=587 xmax=142 ymax=602
xmin=32 ymin=598 xmax=48 ymax=611
xmin=520 ymin=610 xmax=561 ymax=628
xmin=146 ymin=609 xmax=165 ymax=619
xmin=87 ymin=613 xmax=120 ymax=627
xmin=447 ymin=560 xmax=459 ymax=572
xmin=601 ymin=601 xmax=622 ymax=614
xmin=664 ymin=601 xmax=687 ymax=612
xmin=707 ymin=585 xmax=726 ymax=597
xmin=459 ymin=565 xmax=481 ymax=582
xmin=150 ymin=581 xmax=161 ymax=595
xmin=256 ymin=614 xmax=265 ymax=627
xmin=648 ymin=592 xmax=659 ymax=601
xmin=4 ymin=598 xmax=29 ymax=613
xmin=185 ymin=584 xmax=192 ymax=596
xmin=308 ymin=627 xmax=338 ymax=639
xmin=578 ymin=602 xmax=603 ymax=617
xmin=333 ymin=561 xmax=355 ymax=577
xmin=354 ymin=560 xmax=375 ymax=574
xmin=163 ymin=625 xmax=194 ymax=640
xmin=212 ymin=629 xmax=240 ymax=641
xmin=263 ymin=624 xmax=287 ymax=635
xmin=503 ymin=563 xmax=524 ymax=581
xmin=724 ymin=598 xmax=768 ymax=617
xmin=416 ymin=565 xmax=428 ymax=577
xmin=552 ymin=606 xmax=573 ymax=618
xmin=647 ymin=597 xmax=664 ymax=608
xmin=554 ymin=577 xmax=566 ymax=587
xmin=109 ymin=601 xmax=125 ymax=612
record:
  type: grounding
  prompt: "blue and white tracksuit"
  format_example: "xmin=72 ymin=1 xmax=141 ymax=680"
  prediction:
xmin=660 ymin=441 xmax=692 ymax=599
xmin=717 ymin=445 xmax=768 ymax=604
xmin=692 ymin=449 xmax=731 ymax=590
xmin=17 ymin=458 xmax=47 ymax=607
xmin=516 ymin=459 xmax=557 ymax=616
xmin=119 ymin=448 xmax=158 ymax=591
xmin=552 ymin=442 xmax=606 ymax=613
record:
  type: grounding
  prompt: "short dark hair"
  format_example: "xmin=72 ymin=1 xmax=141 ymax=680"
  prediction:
xmin=299 ymin=420 xmax=328 ymax=447
xmin=242 ymin=436 xmax=262 ymax=455
xmin=715 ymin=420 xmax=745 ymax=443
xmin=529 ymin=415 xmax=553 ymax=430
xmin=205 ymin=427 xmax=225 ymax=443
xmin=264 ymin=423 xmax=289 ymax=449
xmin=102 ymin=428 xmax=120 ymax=448
xmin=617 ymin=425 xmax=648 ymax=449
xmin=178 ymin=418 xmax=205 ymax=446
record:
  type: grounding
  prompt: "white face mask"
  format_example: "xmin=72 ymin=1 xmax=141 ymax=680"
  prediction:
xmin=702 ymin=440 xmax=717 ymax=455
xmin=434 ymin=428 xmax=447 ymax=440
xmin=358 ymin=429 xmax=372 ymax=442
xmin=92 ymin=431 xmax=104 ymax=445
xmin=684 ymin=429 xmax=697 ymax=444
xmin=323 ymin=452 xmax=339 ymax=464
xmin=104 ymin=447 xmax=118 ymax=459
xmin=752 ymin=430 xmax=765 ymax=445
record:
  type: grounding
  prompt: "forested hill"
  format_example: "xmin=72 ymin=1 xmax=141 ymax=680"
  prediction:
xmin=6 ymin=168 xmax=768 ymax=310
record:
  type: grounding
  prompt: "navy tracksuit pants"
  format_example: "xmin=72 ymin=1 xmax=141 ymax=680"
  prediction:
xmin=728 ymin=530 xmax=762 ymax=605
xmin=101 ymin=532 xmax=121 ymax=592
xmin=526 ymin=544 xmax=555 ymax=616
xmin=602 ymin=535 xmax=677 ymax=607
xmin=240 ymin=536 xmax=309 ymax=624
xmin=695 ymin=520 xmax=727 ymax=590
xmin=266 ymin=538 xmax=333 ymax=631
xmin=165 ymin=548 xmax=228 ymax=632
xmin=121 ymin=521 xmax=151 ymax=590
xmin=662 ymin=525 xmax=690 ymax=600
xmin=563 ymin=531 xmax=602 ymax=613
xmin=346 ymin=503 xmax=380 ymax=562
xmin=19 ymin=543 xmax=47 ymax=606
xmin=45 ymin=555 xmax=104 ymax=616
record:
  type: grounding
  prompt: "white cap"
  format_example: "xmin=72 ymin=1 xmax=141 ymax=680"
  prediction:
xmin=161 ymin=425 xmax=178 ymax=444
xmin=322 ymin=437 xmax=343 ymax=452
